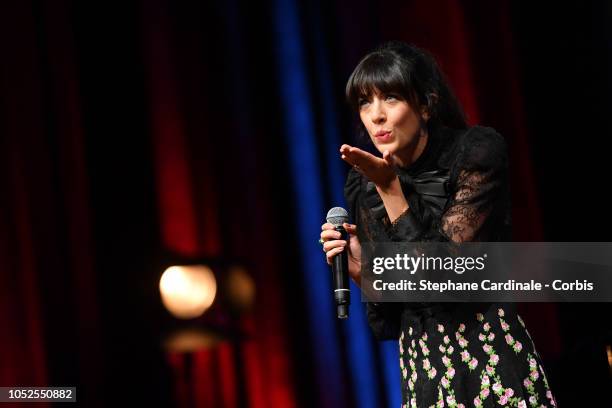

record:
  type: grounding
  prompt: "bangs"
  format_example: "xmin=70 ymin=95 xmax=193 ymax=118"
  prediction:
xmin=345 ymin=53 xmax=412 ymax=110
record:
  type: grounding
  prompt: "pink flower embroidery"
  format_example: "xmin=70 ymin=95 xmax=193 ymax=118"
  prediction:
xmin=461 ymin=350 xmax=470 ymax=362
xmin=513 ymin=341 xmax=523 ymax=353
xmin=459 ymin=338 xmax=468 ymax=348
xmin=529 ymin=358 xmax=537 ymax=369
xmin=486 ymin=365 xmax=494 ymax=375
xmin=483 ymin=344 xmax=492 ymax=354
xmin=429 ymin=366 xmax=437 ymax=379
xmin=483 ymin=322 xmax=491 ymax=332
xmin=498 ymin=308 xmax=505 ymax=317
xmin=441 ymin=376 xmax=450 ymax=388
xmin=442 ymin=356 xmax=451 ymax=367
xmin=439 ymin=344 xmax=446 ymax=353
xmin=505 ymin=388 xmax=514 ymax=397
xmin=473 ymin=396 xmax=482 ymax=406
xmin=489 ymin=354 xmax=499 ymax=366
xmin=480 ymin=388 xmax=490 ymax=398
xmin=505 ymin=334 xmax=514 ymax=345
xmin=481 ymin=374 xmax=490 ymax=387
xmin=498 ymin=395 xmax=508 ymax=405
xmin=459 ymin=323 xmax=466 ymax=332
xmin=523 ymin=378 xmax=533 ymax=388
xmin=423 ymin=358 xmax=431 ymax=370
xmin=468 ymin=357 xmax=478 ymax=370
xmin=476 ymin=313 xmax=484 ymax=322
xmin=443 ymin=335 xmax=450 ymax=344
xmin=446 ymin=367 xmax=455 ymax=379
xmin=518 ymin=400 xmax=527 ymax=408
xmin=447 ymin=346 xmax=454 ymax=354
xmin=437 ymin=324 xmax=444 ymax=333
xmin=487 ymin=333 xmax=495 ymax=342
xmin=478 ymin=333 xmax=486 ymax=341
xmin=492 ymin=382 xmax=502 ymax=393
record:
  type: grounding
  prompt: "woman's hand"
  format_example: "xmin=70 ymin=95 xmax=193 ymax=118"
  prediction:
xmin=340 ymin=144 xmax=397 ymax=190
xmin=340 ymin=144 xmax=409 ymax=222
xmin=320 ymin=222 xmax=362 ymax=286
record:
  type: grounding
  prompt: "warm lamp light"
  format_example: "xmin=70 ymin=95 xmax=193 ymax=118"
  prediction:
xmin=225 ymin=265 xmax=256 ymax=312
xmin=159 ymin=265 xmax=217 ymax=319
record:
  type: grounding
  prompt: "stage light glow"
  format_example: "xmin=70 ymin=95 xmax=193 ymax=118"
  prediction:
xmin=225 ymin=265 xmax=256 ymax=312
xmin=159 ymin=265 xmax=216 ymax=319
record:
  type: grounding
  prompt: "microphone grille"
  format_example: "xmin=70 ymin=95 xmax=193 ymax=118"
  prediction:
xmin=326 ymin=207 xmax=349 ymax=227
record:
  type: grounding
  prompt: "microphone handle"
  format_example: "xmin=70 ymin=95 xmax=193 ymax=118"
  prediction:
xmin=332 ymin=225 xmax=350 ymax=319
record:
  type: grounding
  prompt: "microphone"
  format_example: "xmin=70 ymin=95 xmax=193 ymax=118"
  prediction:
xmin=326 ymin=207 xmax=350 ymax=319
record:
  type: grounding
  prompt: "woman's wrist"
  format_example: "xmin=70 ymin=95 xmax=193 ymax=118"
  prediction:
xmin=376 ymin=177 xmax=409 ymax=222
xmin=375 ymin=174 xmax=401 ymax=195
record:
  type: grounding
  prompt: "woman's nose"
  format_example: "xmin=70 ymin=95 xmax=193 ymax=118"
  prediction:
xmin=370 ymin=101 xmax=386 ymax=124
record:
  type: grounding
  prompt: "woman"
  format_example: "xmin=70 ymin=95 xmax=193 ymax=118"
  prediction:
xmin=320 ymin=42 xmax=557 ymax=407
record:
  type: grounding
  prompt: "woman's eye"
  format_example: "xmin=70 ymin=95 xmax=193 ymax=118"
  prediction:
xmin=385 ymin=95 xmax=397 ymax=101
xmin=358 ymin=99 xmax=370 ymax=106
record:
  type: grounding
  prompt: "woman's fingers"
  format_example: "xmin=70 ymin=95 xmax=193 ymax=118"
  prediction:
xmin=348 ymin=147 xmax=378 ymax=164
xmin=326 ymin=246 xmax=345 ymax=264
xmin=323 ymin=239 xmax=346 ymax=252
xmin=382 ymin=149 xmax=398 ymax=168
xmin=320 ymin=229 xmax=341 ymax=241
xmin=343 ymin=223 xmax=357 ymax=234
xmin=341 ymin=145 xmax=387 ymax=178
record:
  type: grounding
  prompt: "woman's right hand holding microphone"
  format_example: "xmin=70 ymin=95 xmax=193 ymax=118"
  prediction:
xmin=320 ymin=222 xmax=362 ymax=287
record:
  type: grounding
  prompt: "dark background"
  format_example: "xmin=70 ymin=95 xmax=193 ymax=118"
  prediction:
xmin=1 ymin=0 xmax=611 ymax=406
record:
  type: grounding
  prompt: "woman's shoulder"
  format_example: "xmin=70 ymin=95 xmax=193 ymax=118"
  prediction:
xmin=441 ymin=125 xmax=508 ymax=172
xmin=343 ymin=167 xmax=363 ymax=208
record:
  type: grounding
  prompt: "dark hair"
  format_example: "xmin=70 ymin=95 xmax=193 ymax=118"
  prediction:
xmin=345 ymin=41 xmax=467 ymax=137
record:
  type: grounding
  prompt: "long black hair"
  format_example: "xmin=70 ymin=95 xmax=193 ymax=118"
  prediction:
xmin=345 ymin=41 xmax=467 ymax=137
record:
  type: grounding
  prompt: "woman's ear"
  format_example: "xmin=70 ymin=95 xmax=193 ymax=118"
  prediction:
xmin=422 ymin=93 xmax=439 ymax=121
xmin=421 ymin=109 xmax=430 ymax=121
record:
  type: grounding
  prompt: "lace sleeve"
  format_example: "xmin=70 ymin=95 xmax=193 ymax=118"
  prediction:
xmin=441 ymin=168 xmax=502 ymax=241
xmin=388 ymin=126 xmax=510 ymax=243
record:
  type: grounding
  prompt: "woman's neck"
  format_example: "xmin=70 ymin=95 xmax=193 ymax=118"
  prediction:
xmin=394 ymin=129 xmax=429 ymax=168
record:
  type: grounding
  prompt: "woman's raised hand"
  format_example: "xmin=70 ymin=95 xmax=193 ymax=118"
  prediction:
xmin=340 ymin=144 xmax=397 ymax=189
xmin=320 ymin=222 xmax=362 ymax=286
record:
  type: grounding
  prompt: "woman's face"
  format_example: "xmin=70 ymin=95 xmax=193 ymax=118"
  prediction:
xmin=358 ymin=89 xmax=426 ymax=162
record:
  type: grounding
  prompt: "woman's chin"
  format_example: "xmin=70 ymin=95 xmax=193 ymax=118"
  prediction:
xmin=375 ymin=143 xmax=398 ymax=155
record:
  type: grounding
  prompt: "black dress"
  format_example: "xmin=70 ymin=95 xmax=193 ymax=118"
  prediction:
xmin=344 ymin=125 xmax=557 ymax=408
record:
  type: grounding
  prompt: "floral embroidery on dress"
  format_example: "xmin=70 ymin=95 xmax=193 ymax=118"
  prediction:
xmin=456 ymin=322 xmax=478 ymax=372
